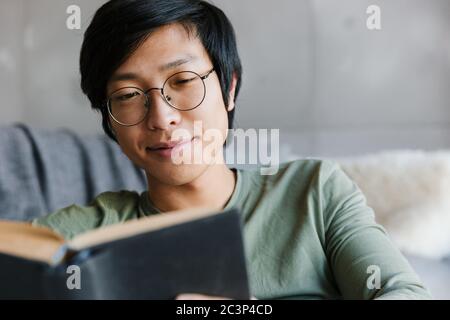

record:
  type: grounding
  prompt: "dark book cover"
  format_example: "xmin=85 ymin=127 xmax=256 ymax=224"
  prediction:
xmin=0 ymin=207 xmax=250 ymax=299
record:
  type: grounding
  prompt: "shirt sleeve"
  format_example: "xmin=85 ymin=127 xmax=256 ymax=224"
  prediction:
xmin=32 ymin=203 xmax=106 ymax=240
xmin=321 ymin=161 xmax=432 ymax=299
xmin=32 ymin=191 xmax=141 ymax=240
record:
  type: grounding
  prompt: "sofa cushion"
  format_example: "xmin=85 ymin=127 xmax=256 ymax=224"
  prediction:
xmin=339 ymin=150 xmax=450 ymax=260
xmin=0 ymin=124 xmax=146 ymax=221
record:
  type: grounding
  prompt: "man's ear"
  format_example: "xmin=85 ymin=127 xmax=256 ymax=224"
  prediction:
xmin=226 ymin=73 xmax=238 ymax=112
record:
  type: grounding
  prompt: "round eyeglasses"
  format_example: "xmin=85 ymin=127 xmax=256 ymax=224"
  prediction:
xmin=107 ymin=68 xmax=215 ymax=126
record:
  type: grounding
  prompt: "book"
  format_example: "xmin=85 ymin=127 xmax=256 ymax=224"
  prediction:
xmin=0 ymin=207 xmax=250 ymax=299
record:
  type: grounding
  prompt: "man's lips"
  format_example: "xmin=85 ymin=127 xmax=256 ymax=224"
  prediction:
xmin=145 ymin=137 xmax=197 ymax=158
xmin=147 ymin=137 xmax=194 ymax=151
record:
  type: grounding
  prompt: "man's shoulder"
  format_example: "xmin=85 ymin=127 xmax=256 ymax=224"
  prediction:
xmin=281 ymin=158 xmax=337 ymax=173
xmin=245 ymin=158 xmax=340 ymax=183
xmin=92 ymin=190 xmax=142 ymax=208
xmin=32 ymin=190 xmax=143 ymax=240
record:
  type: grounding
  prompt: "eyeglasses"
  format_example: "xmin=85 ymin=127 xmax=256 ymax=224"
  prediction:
xmin=107 ymin=68 xmax=215 ymax=126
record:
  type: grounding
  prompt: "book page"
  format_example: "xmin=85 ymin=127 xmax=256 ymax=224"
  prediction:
xmin=0 ymin=220 xmax=65 ymax=264
xmin=68 ymin=206 xmax=222 ymax=251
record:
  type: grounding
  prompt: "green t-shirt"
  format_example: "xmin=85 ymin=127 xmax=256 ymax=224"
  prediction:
xmin=32 ymin=159 xmax=431 ymax=299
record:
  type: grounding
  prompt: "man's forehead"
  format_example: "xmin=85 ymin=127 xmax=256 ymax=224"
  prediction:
xmin=140 ymin=23 xmax=197 ymax=49
xmin=121 ymin=28 xmax=204 ymax=66
xmin=110 ymin=24 xmax=209 ymax=80
xmin=158 ymin=54 xmax=197 ymax=72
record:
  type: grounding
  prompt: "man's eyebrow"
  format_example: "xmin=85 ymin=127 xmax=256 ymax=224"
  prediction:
xmin=109 ymin=72 xmax=141 ymax=83
xmin=109 ymin=56 xmax=197 ymax=83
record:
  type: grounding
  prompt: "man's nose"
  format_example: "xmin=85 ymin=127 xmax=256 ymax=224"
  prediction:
xmin=144 ymin=88 xmax=181 ymax=130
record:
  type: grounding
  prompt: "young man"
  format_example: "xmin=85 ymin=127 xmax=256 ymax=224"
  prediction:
xmin=33 ymin=0 xmax=431 ymax=299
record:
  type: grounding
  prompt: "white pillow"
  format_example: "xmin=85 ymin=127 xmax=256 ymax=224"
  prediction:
xmin=338 ymin=150 xmax=450 ymax=260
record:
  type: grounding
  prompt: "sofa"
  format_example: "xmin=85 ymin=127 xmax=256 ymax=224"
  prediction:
xmin=0 ymin=124 xmax=147 ymax=221
xmin=0 ymin=124 xmax=448 ymax=298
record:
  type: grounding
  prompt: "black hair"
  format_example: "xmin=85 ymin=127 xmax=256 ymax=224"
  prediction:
xmin=80 ymin=0 xmax=242 ymax=142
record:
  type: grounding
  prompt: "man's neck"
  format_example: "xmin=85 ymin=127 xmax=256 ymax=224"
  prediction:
xmin=146 ymin=163 xmax=236 ymax=213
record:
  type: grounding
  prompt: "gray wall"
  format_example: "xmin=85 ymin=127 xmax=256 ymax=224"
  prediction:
xmin=1 ymin=0 xmax=449 ymax=157
xmin=0 ymin=0 xmax=104 ymax=132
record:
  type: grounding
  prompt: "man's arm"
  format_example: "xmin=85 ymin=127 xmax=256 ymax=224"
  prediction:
xmin=322 ymin=162 xmax=432 ymax=299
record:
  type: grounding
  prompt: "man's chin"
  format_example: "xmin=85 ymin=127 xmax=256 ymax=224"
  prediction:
xmin=145 ymin=162 xmax=209 ymax=186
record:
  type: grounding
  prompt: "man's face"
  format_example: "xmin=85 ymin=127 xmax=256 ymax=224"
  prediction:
xmin=106 ymin=23 xmax=235 ymax=186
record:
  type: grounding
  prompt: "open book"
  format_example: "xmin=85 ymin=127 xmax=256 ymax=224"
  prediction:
xmin=0 ymin=207 xmax=249 ymax=299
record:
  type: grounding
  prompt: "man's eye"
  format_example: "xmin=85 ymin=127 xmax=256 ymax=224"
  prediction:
xmin=175 ymin=77 xmax=195 ymax=85
xmin=118 ymin=91 xmax=140 ymax=101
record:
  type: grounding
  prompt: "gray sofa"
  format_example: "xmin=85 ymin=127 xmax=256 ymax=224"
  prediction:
xmin=0 ymin=124 xmax=448 ymax=299
xmin=0 ymin=124 xmax=146 ymax=221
